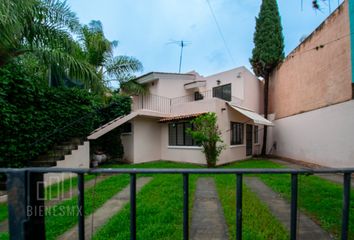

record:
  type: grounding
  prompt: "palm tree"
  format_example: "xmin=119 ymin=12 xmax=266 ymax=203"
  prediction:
xmin=79 ymin=20 xmax=145 ymax=95
xmin=0 ymin=0 xmax=99 ymax=86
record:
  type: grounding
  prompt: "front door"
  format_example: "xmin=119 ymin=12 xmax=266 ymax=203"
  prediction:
xmin=246 ymin=124 xmax=253 ymax=156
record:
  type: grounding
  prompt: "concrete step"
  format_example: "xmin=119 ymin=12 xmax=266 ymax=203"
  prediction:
xmin=29 ymin=160 xmax=57 ymax=167
xmin=37 ymin=154 xmax=65 ymax=162
xmin=53 ymin=144 xmax=78 ymax=151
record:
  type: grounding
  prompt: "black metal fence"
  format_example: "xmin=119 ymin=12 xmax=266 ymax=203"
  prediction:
xmin=1 ymin=168 xmax=353 ymax=240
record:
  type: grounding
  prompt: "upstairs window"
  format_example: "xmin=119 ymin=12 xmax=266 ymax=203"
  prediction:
xmin=231 ymin=122 xmax=244 ymax=145
xmin=194 ymin=91 xmax=204 ymax=101
xmin=168 ymin=122 xmax=199 ymax=146
xmin=213 ymin=83 xmax=231 ymax=101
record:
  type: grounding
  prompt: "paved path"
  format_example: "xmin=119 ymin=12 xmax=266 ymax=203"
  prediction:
xmin=0 ymin=174 xmax=111 ymax=233
xmin=244 ymin=177 xmax=333 ymax=240
xmin=58 ymin=177 xmax=152 ymax=240
xmin=190 ymin=178 xmax=228 ymax=240
xmin=271 ymin=159 xmax=354 ymax=187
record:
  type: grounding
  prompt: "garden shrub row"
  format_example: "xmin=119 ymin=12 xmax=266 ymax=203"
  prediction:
xmin=0 ymin=63 xmax=131 ymax=168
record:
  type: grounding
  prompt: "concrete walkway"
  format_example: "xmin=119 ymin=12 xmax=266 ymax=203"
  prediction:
xmin=190 ymin=178 xmax=228 ymax=240
xmin=271 ymin=159 xmax=354 ymax=187
xmin=0 ymin=174 xmax=111 ymax=233
xmin=245 ymin=177 xmax=333 ymax=240
xmin=58 ymin=177 xmax=152 ymax=240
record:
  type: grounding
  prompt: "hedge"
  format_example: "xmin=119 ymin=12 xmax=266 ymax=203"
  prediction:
xmin=0 ymin=63 xmax=131 ymax=168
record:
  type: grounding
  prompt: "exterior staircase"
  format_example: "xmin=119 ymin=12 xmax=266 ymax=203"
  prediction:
xmin=29 ymin=138 xmax=85 ymax=167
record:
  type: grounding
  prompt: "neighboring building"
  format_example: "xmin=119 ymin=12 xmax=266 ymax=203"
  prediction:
xmin=88 ymin=67 xmax=272 ymax=165
xmin=268 ymin=0 xmax=354 ymax=168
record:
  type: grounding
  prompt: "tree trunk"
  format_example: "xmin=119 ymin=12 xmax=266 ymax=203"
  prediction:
xmin=261 ymin=73 xmax=269 ymax=156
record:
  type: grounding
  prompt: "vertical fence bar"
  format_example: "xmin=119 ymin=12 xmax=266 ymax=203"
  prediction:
xmin=290 ymin=173 xmax=298 ymax=240
xmin=7 ymin=170 xmax=27 ymax=240
xmin=341 ymin=173 xmax=351 ymax=240
xmin=130 ymin=173 xmax=136 ymax=240
xmin=236 ymin=174 xmax=243 ymax=240
xmin=78 ymin=173 xmax=85 ymax=240
xmin=183 ymin=173 xmax=189 ymax=240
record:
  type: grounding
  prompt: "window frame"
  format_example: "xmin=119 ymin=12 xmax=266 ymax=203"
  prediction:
xmin=168 ymin=121 xmax=199 ymax=147
xmin=212 ymin=83 xmax=231 ymax=101
xmin=230 ymin=122 xmax=244 ymax=145
xmin=254 ymin=125 xmax=259 ymax=144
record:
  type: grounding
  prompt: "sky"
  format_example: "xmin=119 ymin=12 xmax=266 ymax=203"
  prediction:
xmin=67 ymin=0 xmax=344 ymax=77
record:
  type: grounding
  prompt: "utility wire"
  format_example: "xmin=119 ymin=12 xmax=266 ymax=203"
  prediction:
xmin=206 ymin=0 xmax=236 ymax=65
xmin=288 ymin=32 xmax=352 ymax=59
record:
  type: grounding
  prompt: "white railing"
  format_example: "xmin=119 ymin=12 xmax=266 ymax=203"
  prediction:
xmin=132 ymin=91 xmax=243 ymax=113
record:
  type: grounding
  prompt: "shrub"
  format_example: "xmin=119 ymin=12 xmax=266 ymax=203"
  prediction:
xmin=187 ymin=113 xmax=225 ymax=167
xmin=0 ymin=63 xmax=131 ymax=168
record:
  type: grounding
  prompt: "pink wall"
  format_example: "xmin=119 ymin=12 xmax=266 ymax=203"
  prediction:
xmin=269 ymin=1 xmax=352 ymax=119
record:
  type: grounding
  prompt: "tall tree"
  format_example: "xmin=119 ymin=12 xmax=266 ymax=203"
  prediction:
xmin=250 ymin=0 xmax=284 ymax=156
xmin=0 ymin=0 xmax=99 ymax=85
xmin=79 ymin=20 xmax=145 ymax=95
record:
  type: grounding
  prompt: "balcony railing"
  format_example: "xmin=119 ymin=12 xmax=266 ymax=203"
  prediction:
xmin=1 ymin=167 xmax=353 ymax=240
xmin=132 ymin=90 xmax=243 ymax=113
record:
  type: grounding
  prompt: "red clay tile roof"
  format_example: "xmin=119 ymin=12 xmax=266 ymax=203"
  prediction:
xmin=159 ymin=112 xmax=208 ymax=123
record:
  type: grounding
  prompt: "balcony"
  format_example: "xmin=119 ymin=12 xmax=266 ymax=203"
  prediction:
xmin=132 ymin=90 xmax=243 ymax=114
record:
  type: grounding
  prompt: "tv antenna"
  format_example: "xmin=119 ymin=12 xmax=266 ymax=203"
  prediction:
xmin=167 ymin=40 xmax=191 ymax=73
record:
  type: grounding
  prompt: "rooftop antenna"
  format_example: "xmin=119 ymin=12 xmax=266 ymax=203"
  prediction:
xmin=167 ymin=40 xmax=191 ymax=73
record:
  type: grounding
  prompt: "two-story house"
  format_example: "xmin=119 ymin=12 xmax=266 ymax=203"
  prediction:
xmin=88 ymin=66 xmax=272 ymax=166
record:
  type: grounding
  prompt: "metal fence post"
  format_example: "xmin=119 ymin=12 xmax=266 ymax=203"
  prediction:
xmin=236 ymin=174 xmax=243 ymax=240
xmin=341 ymin=173 xmax=351 ymax=240
xmin=130 ymin=173 xmax=136 ymax=240
xmin=183 ymin=173 xmax=189 ymax=240
xmin=7 ymin=170 xmax=28 ymax=240
xmin=78 ymin=173 xmax=85 ymax=240
xmin=7 ymin=170 xmax=45 ymax=240
xmin=290 ymin=173 xmax=298 ymax=240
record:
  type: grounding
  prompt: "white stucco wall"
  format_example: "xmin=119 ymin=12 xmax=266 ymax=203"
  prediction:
xmin=272 ymin=100 xmax=354 ymax=168
xmin=132 ymin=117 xmax=161 ymax=163
xmin=161 ymin=98 xmax=261 ymax=165
xmin=121 ymin=133 xmax=134 ymax=162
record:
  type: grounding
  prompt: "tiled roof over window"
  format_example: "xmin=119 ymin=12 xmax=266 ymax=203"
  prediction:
xmin=159 ymin=112 xmax=208 ymax=123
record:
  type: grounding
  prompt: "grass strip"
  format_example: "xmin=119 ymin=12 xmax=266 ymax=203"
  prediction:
xmin=226 ymin=159 xmax=354 ymax=239
xmin=214 ymin=174 xmax=288 ymax=239
xmin=45 ymin=174 xmax=130 ymax=240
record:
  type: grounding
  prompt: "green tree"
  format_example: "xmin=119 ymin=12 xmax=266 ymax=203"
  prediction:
xmin=0 ymin=0 xmax=98 ymax=85
xmin=187 ymin=113 xmax=225 ymax=167
xmin=79 ymin=20 xmax=145 ymax=95
xmin=250 ymin=0 xmax=284 ymax=155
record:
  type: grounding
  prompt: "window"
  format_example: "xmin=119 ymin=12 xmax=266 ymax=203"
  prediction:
xmin=168 ymin=122 xmax=198 ymax=146
xmin=230 ymin=122 xmax=244 ymax=145
xmin=254 ymin=126 xmax=259 ymax=143
xmin=194 ymin=91 xmax=204 ymax=101
xmin=212 ymin=83 xmax=231 ymax=101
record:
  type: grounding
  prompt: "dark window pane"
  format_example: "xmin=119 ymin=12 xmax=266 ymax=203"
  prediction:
xmin=177 ymin=123 xmax=184 ymax=145
xmin=223 ymin=84 xmax=231 ymax=101
xmin=231 ymin=122 xmax=244 ymax=145
xmin=169 ymin=123 xmax=177 ymax=146
xmin=195 ymin=92 xmax=204 ymax=101
xmin=213 ymin=84 xmax=231 ymax=101
xmin=184 ymin=122 xmax=193 ymax=146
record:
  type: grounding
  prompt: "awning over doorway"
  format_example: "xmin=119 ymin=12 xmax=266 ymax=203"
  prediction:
xmin=227 ymin=103 xmax=274 ymax=126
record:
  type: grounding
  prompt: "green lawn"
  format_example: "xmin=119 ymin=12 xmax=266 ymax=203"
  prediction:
xmin=224 ymin=159 xmax=354 ymax=239
xmin=0 ymin=174 xmax=96 ymax=223
xmin=215 ymin=175 xmax=288 ymax=239
xmin=92 ymin=161 xmax=288 ymax=240
xmin=1 ymin=159 xmax=351 ymax=240
xmin=45 ymin=174 xmax=130 ymax=240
